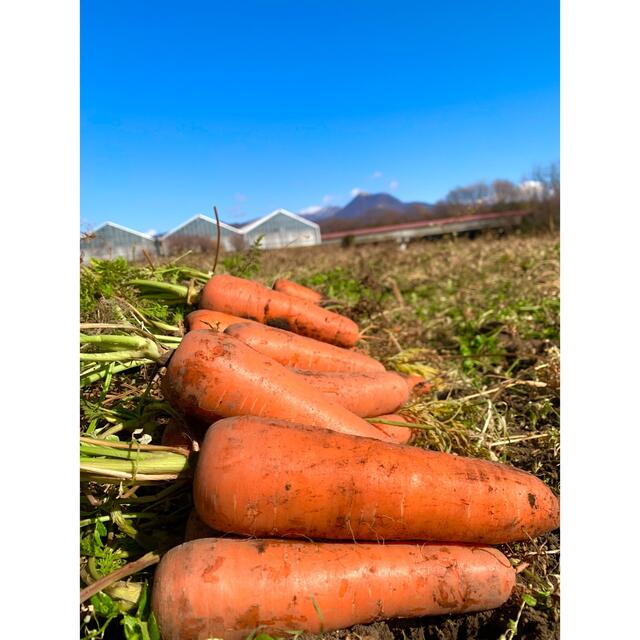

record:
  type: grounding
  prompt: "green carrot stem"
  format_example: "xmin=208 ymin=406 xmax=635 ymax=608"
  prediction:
xmin=80 ymin=468 xmax=186 ymax=483
xmin=149 ymin=319 xmax=182 ymax=333
xmin=79 ymin=351 xmax=156 ymax=363
xmin=80 ymin=361 xmax=148 ymax=386
xmin=129 ymin=279 xmax=200 ymax=305
xmin=80 ymin=334 xmax=149 ymax=349
xmin=80 ymin=333 xmax=165 ymax=362
xmin=129 ymin=279 xmax=189 ymax=297
xmin=80 ymin=457 xmax=189 ymax=473
xmin=80 ymin=443 xmax=180 ymax=460
xmin=80 ymin=437 xmax=189 ymax=455
xmin=155 ymin=335 xmax=182 ymax=344
xmin=80 ymin=446 xmax=190 ymax=476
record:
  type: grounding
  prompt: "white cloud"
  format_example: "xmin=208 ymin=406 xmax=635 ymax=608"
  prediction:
xmin=299 ymin=205 xmax=323 ymax=215
xmin=351 ymin=187 xmax=363 ymax=197
xmin=322 ymin=194 xmax=333 ymax=205
xmin=145 ymin=228 xmax=157 ymax=236
xmin=519 ymin=180 xmax=545 ymax=197
xmin=372 ymin=171 xmax=383 ymax=179
xmin=389 ymin=180 xmax=399 ymax=192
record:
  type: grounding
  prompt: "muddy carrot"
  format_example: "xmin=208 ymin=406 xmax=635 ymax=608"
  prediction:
xmin=152 ymin=537 xmax=516 ymax=640
xmin=199 ymin=274 xmax=360 ymax=347
xmin=194 ymin=416 xmax=560 ymax=544
xmin=292 ymin=369 xmax=410 ymax=416
xmin=161 ymin=330 xmax=393 ymax=442
xmin=185 ymin=309 xmax=255 ymax=333
xmin=273 ymin=278 xmax=323 ymax=304
xmin=225 ymin=322 xmax=384 ymax=373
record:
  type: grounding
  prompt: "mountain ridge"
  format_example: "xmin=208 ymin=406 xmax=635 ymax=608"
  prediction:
xmin=300 ymin=192 xmax=433 ymax=224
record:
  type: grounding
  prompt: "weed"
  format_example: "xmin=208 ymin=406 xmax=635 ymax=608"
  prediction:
xmin=221 ymin=235 xmax=264 ymax=278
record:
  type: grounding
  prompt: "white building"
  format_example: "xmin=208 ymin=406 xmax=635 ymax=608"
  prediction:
xmin=160 ymin=214 xmax=244 ymax=255
xmin=81 ymin=208 xmax=322 ymax=262
xmin=80 ymin=222 xmax=158 ymax=261
xmin=240 ymin=208 xmax=321 ymax=250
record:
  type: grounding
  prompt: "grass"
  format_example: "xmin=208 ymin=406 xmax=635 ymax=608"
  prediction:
xmin=79 ymin=228 xmax=559 ymax=640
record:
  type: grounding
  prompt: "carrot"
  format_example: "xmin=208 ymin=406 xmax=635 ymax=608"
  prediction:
xmin=185 ymin=309 xmax=254 ymax=333
xmin=161 ymin=330 xmax=394 ymax=442
xmin=151 ymin=537 xmax=516 ymax=640
xmin=199 ymin=274 xmax=360 ymax=347
xmin=369 ymin=413 xmax=416 ymax=445
xmin=404 ymin=374 xmax=432 ymax=395
xmin=225 ymin=322 xmax=384 ymax=373
xmin=292 ymin=369 xmax=410 ymax=417
xmin=194 ymin=416 xmax=560 ymax=544
xmin=272 ymin=277 xmax=323 ymax=304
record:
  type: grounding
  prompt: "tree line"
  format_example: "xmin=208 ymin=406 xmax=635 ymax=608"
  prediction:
xmin=433 ymin=163 xmax=559 ymax=222
xmin=320 ymin=163 xmax=560 ymax=233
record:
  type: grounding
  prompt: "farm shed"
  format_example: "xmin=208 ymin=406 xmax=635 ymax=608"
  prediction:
xmin=160 ymin=214 xmax=244 ymax=255
xmin=80 ymin=222 xmax=158 ymax=262
xmin=241 ymin=209 xmax=321 ymax=250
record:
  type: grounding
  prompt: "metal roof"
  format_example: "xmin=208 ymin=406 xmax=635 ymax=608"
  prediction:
xmin=240 ymin=208 xmax=320 ymax=234
xmin=90 ymin=221 xmax=156 ymax=240
xmin=160 ymin=213 xmax=243 ymax=240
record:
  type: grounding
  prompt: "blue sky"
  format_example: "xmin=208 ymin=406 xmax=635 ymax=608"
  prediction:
xmin=81 ymin=0 xmax=559 ymax=232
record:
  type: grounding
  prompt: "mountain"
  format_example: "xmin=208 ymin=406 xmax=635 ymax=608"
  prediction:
xmin=334 ymin=192 xmax=408 ymax=220
xmin=299 ymin=206 xmax=341 ymax=222
xmin=299 ymin=193 xmax=434 ymax=231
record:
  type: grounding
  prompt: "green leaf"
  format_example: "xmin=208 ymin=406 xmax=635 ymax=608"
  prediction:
xmin=90 ymin=591 xmax=120 ymax=618
xmin=147 ymin=613 xmax=161 ymax=640
xmin=122 ymin=614 xmax=147 ymax=640
xmin=95 ymin=518 xmax=108 ymax=538
xmin=522 ymin=593 xmax=537 ymax=607
xmin=136 ymin=582 xmax=149 ymax=618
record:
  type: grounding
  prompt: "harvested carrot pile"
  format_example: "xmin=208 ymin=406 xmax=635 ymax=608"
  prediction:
xmin=80 ymin=232 xmax=560 ymax=640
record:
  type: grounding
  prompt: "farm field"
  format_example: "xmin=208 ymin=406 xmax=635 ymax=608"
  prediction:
xmin=80 ymin=229 xmax=560 ymax=640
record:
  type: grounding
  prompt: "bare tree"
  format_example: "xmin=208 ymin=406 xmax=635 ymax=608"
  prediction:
xmin=523 ymin=162 xmax=560 ymax=230
xmin=492 ymin=179 xmax=519 ymax=204
xmin=445 ymin=181 xmax=490 ymax=214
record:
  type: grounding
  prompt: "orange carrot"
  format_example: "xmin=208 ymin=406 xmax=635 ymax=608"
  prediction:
xmin=404 ymin=374 xmax=432 ymax=395
xmin=161 ymin=330 xmax=393 ymax=442
xmin=292 ymin=369 xmax=410 ymax=417
xmin=151 ymin=537 xmax=516 ymax=640
xmin=369 ymin=413 xmax=416 ymax=445
xmin=185 ymin=309 xmax=254 ymax=333
xmin=225 ymin=322 xmax=384 ymax=373
xmin=199 ymin=274 xmax=360 ymax=347
xmin=194 ymin=416 xmax=560 ymax=544
xmin=273 ymin=277 xmax=323 ymax=304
